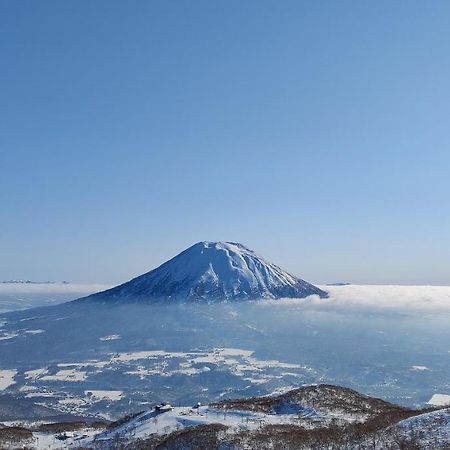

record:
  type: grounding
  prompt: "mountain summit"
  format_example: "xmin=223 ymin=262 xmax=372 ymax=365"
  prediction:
xmin=81 ymin=241 xmax=327 ymax=303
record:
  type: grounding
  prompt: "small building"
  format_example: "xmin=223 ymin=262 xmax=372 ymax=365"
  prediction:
xmin=155 ymin=402 xmax=173 ymax=413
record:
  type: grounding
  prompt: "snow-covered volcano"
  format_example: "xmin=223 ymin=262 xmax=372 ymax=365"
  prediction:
xmin=80 ymin=241 xmax=327 ymax=303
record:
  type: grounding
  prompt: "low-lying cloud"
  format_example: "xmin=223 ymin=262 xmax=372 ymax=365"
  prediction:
xmin=263 ymin=284 xmax=450 ymax=314
xmin=1 ymin=283 xmax=450 ymax=315
xmin=0 ymin=282 xmax=112 ymax=312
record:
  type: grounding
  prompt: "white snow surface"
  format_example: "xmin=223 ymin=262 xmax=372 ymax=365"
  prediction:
xmin=84 ymin=390 xmax=123 ymax=401
xmin=428 ymin=394 xmax=450 ymax=406
xmin=410 ymin=365 xmax=430 ymax=371
xmin=99 ymin=334 xmax=121 ymax=341
xmin=0 ymin=369 xmax=17 ymax=390
xmin=24 ymin=368 xmax=49 ymax=379
xmin=95 ymin=402 xmax=353 ymax=444
xmin=40 ymin=369 xmax=87 ymax=382
xmin=395 ymin=407 xmax=450 ymax=448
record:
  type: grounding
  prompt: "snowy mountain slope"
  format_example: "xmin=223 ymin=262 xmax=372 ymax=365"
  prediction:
xmin=390 ymin=407 xmax=450 ymax=449
xmin=79 ymin=241 xmax=327 ymax=303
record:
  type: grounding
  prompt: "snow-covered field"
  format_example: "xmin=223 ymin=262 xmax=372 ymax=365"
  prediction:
xmin=428 ymin=394 xmax=450 ymax=406
xmin=0 ymin=284 xmax=450 ymax=418
xmin=0 ymin=369 xmax=17 ymax=390
xmin=0 ymin=346 xmax=316 ymax=418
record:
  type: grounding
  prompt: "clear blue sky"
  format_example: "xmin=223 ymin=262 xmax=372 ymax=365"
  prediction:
xmin=1 ymin=1 xmax=450 ymax=285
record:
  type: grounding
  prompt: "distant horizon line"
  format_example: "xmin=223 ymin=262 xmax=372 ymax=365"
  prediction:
xmin=2 ymin=280 xmax=450 ymax=288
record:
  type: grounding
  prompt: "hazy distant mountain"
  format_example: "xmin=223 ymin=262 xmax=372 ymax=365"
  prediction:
xmin=79 ymin=241 xmax=327 ymax=303
xmin=1 ymin=280 xmax=69 ymax=285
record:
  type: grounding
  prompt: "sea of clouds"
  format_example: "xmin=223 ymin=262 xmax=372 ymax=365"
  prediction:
xmin=1 ymin=282 xmax=450 ymax=314
xmin=0 ymin=282 xmax=112 ymax=312
xmin=275 ymin=284 xmax=450 ymax=314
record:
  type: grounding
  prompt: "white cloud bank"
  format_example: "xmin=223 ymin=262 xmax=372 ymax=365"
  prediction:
xmin=324 ymin=284 xmax=450 ymax=312
xmin=0 ymin=282 xmax=111 ymax=296
xmin=1 ymin=282 xmax=450 ymax=314
xmin=0 ymin=283 xmax=112 ymax=313
xmin=258 ymin=284 xmax=450 ymax=314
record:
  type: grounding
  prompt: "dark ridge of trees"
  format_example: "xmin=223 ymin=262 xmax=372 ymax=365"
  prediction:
xmin=212 ymin=384 xmax=412 ymax=416
xmin=35 ymin=421 xmax=107 ymax=433
xmin=107 ymin=411 xmax=145 ymax=430
xmin=0 ymin=425 xmax=33 ymax=445
xmin=227 ymin=408 xmax=426 ymax=450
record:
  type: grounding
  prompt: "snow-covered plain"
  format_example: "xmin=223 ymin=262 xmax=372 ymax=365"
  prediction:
xmin=0 ymin=369 xmax=17 ymax=390
xmin=84 ymin=390 xmax=123 ymax=401
xmin=1 ymin=284 xmax=450 ymax=418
